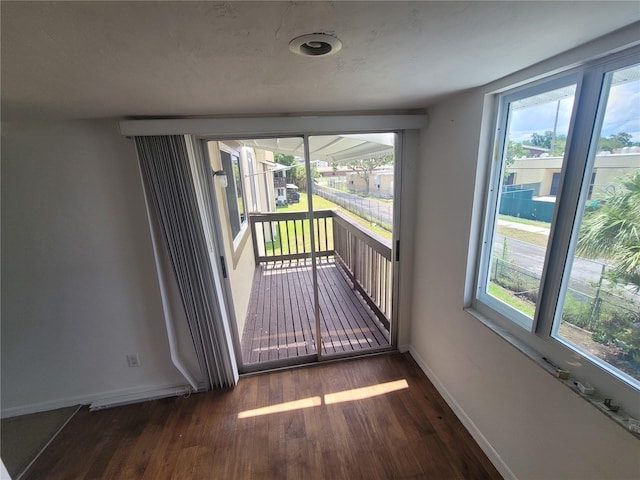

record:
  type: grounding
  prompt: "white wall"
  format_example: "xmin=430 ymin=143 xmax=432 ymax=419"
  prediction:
xmin=396 ymin=130 xmax=420 ymax=350
xmin=206 ymin=141 xmax=256 ymax=339
xmin=410 ymin=55 xmax=640 ymax=480
xmin=1 ymin=120 xmax=195 ymax=416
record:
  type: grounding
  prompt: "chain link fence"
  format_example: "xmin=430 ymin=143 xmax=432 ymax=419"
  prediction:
xmin=490 ymin=256 xmax=640 ymax=375
xmin=314 ymin=184 xmax=393 ymax=232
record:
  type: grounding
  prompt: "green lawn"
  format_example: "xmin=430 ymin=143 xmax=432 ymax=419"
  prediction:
xmin=496 ymin=225 xmax=549 ymax=248
xmin=276 ymin=193 xmax=337 ymax=212
xmin=263 ymin=192 xmax=392 ymax=256
xmin=498 ymin=214 xmax=550 ymax=229
xmin=266 ymin=218 xmax=333 ymax=255
xmin=276 ymin=192 xmax=392 ymax=240
xmin=488 ymin=282 xmax=535 ymax=318
xmin=496 ymin=214 xmax=550 ymax=248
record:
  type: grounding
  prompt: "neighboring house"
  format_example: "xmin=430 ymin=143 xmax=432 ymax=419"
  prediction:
xmin=273 ymin=170 xmax=287 ymax=205
xmin=346 ymin=167 xmax=394 ymax=198
xmin=316 ymin=165 xmax=350 ymax=177
xmin=508 ymin=152 xmax=640 ymax=197
xmin=521 ymin=144 xmax=550 ymax=158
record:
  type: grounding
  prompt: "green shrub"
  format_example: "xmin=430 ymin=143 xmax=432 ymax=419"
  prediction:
xmin=562 ymin=295 xmax=593 ymax=330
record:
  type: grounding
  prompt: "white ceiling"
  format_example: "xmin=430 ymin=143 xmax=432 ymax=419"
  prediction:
xmin=2 ymin=1 xmax=639 ymax=121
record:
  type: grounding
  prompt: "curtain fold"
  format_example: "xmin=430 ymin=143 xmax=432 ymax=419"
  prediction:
xmin=135 ymin=135 xmax=238 ymax=390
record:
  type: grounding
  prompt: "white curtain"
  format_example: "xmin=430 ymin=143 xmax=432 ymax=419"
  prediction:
xmin=135 ymin=135 xmax=238 ymax=389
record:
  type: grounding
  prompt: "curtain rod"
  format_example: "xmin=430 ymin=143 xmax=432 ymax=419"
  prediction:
xmin=119 ymin=114 xmax=428 ymax=137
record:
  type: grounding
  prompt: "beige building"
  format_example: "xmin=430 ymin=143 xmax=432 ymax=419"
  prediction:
xmin=346 ymin=167 xmax=394 ymax=198
xmin=508 ymin=152 xmax=640 ymax=197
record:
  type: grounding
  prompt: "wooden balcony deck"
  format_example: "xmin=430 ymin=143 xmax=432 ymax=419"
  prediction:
xmin=241 ymin=257 xmax=390 ymax=365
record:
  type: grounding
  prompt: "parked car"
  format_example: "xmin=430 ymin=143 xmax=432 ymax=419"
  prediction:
xmin=286 ymin=184 xmax=300 ymax=203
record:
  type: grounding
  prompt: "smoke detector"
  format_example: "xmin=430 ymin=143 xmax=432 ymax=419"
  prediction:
xmin=289 ymin=33 xmax=342 ymax=57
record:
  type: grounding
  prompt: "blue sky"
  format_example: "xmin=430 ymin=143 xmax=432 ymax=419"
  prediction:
xmin=509 ymin=79 xmax=640 ymax=144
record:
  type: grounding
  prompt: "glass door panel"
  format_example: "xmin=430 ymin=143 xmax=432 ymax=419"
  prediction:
xmin=309 ymin=133 xmax=395 ymax=357
xmin=206 ymin=137 xmax=318 ymax=370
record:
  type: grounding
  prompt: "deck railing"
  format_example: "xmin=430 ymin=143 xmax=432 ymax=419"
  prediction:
xmin=249 ymin=210 xmax=392 ymax=329
xmin=249 ymin=210 xmax=335 ymax=263
xmin=332 ymin=211 xmax=392 ymax=329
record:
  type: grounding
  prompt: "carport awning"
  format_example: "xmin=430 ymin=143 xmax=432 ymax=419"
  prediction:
xmin=240 ymin=133 xmax=394 ymax=164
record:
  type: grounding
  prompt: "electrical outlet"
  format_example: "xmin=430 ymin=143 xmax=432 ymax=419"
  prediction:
xmin=126 ymin=354 xmax=140 ymax=368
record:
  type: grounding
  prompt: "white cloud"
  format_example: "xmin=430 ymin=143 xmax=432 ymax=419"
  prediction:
xmin=508 ymin=97 xmax=574 ymax=143
xmin=601 ymin=83 xmax=640 ymax=141
xmin=506 ymin=78 xmax=640 ymax=143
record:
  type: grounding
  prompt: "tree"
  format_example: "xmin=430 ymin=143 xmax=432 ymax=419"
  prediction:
xmin=504 ymin=141 xmax=525 ymax=183
xmin=273 ymin=153 xmax=299 ymax=185
xmin=293 ymin=164 xmax=319 ymax=191
xmin=506 ymin=141 xmax=526 ymax=162
xmin=598 ymin=132 xmax=637 ymax=153
xmin=530 ymin=131 xmax=554 ymax=149
xmin=273 ymin=153 xmax=321 ymax=190
xmin=528 ymin=131 xmax=566 ymax=156
xmin=342 ymin=154 xmax=393 ymax=194
xmin=549 ymin=134 xmax=567 ymax=156
xmin=577 ymin=170 xmax=640 ymax=290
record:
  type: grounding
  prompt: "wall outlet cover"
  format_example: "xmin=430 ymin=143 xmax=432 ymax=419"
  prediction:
xmin=126 ymin=354 xmax=140 ymax=367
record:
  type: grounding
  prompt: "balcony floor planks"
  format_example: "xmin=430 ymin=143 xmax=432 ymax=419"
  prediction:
xmin=22 ymin=353 xmax=503 ymax=480
xmin=241 ymin=258 xmax=390 ymax=365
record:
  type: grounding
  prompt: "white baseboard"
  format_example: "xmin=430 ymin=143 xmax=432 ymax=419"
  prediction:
xmin=408 ymin=346 xmax=517 ymax=480
xmin=1 ymin=383 xmax=194 ymax=418
xmin=89 ymin=385 xmax=195 ymax=411
xmin=398 ymin=343 xmax=411 ymax=353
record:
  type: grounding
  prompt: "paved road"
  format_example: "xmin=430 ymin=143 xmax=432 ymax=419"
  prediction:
xmin=314 ymin=184 xmax=393 ymax=227
xmin=492 ymin=234 xmax=628 ymax=299
xmin=317 ymin=184 xmax=638 ymax=306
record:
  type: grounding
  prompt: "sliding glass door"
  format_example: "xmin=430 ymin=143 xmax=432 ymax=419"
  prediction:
xmin=309 ymin=134 xmax=395 ymax=359
xmin=204 ymin=132 xmax=398 ymax=371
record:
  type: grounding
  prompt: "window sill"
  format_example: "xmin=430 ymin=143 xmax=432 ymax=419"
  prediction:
xmin=464 ymin=306 xmax=640 ymax=440
xmin=231 ymin=224 xmax=251 ymax=269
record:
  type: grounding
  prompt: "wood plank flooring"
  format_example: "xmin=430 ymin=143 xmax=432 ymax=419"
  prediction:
xmin=23 ymin=353 xmax=502 ymax=480
xmin=241 ymin=258 xmax=390 ymax=365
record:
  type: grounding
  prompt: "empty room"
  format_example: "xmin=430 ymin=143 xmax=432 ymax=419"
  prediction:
xmin=2 ymin=2 xmax=639 ymax=479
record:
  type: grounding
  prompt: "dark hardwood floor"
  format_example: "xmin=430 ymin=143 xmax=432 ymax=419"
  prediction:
xmin=23 ymin=353 xmax=502 ymax=480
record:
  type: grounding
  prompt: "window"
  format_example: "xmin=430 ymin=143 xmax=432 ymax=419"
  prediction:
xmin=475 ymin=47 xmax=640 ymax=414
xmin=220 ymin=146 xmax=247 ymax=240
xmin=504 ymin=172 xmax=516 ymax=186
xmin=480 ymin=78 xmax=577 ymax=329
xmin=554 ymin=62 xmax=640 ymax=389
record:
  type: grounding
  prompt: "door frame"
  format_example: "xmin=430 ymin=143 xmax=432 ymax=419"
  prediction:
xmin=195 ymin=129 xmax=409 ymax=373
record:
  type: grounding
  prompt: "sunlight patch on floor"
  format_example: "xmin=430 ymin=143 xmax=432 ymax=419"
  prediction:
xmin=324 ymin=379 xmax=409 ymax=404
xmin=237 ymin=379 xmax=409 ymax=418
xmin=238 ymin=396 xmax=322 ymax=419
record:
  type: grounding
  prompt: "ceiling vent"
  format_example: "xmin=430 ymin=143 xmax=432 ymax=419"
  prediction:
xmin=289 ymin=33 xmax=342 ymax=57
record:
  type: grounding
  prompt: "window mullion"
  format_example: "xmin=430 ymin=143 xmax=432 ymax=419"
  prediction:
xmin=533 ymin=67 xmax=606 ymax=337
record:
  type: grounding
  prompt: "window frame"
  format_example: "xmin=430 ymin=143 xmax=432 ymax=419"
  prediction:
xmin=219 ymin=143 xmax=248 ymax=247
xmin=472 ymin=45 xmax=640 ymax=421
xmin=476 ymin=71 xmax=581 ymax=332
